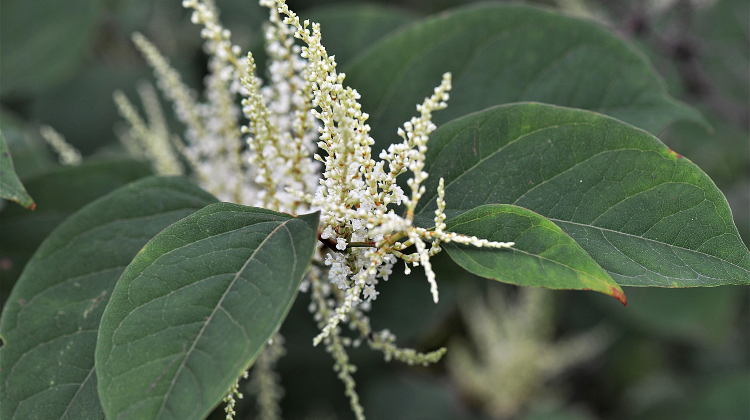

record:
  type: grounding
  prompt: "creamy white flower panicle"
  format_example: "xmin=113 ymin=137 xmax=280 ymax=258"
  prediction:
xmin=275 ymin=0 xmax=513 ymax=348
xmin=127 ymin=0 xmax=319 ymax=210
xmin=257 ymin=0 xmax=320 ymax=213
xmin=247 ymin=334 xmax=286 ymax=420
xmin=130 ymin=33 xmax=205 ymax=144
xmin=237 ymin=0 xmax=320 ymax=213
xmin=447 ymin=287 xmax=611 ymax=418
xmin=222 ymin=370 xmax=248 ymax=420
xmin=181 ymin=0 xmax=249 ymax=204
xmin=129 ymin=30 xmax=246 ymax=200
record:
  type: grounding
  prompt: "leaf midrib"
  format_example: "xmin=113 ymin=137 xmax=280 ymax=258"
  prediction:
xmin=109 ymin=219 xmax=287 ymax=341
xmin=445 ymin=207 xmax=748 ymax=279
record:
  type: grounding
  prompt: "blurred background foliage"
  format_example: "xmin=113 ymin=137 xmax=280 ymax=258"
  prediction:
xmin=0 ymin=0 xmax=747 ymax=419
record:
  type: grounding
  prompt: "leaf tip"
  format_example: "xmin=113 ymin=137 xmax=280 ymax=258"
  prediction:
xmin=29 ymin=202 xmax=36 ymax=211
xmin=610 ymin=286 xmax=627 ymax=306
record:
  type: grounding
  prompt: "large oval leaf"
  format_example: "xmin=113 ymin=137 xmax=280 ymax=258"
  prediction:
xmin=443 ymin=204 xmax=625 ymax=304
xmin=0 ymin=158 xmax=152 ymax=307
xmin=344 ymin=3 xmax=705 ymax=152
xmin=417 ymin=103 xmax=750 ymax=287
xmin=96 ymin=203 xmax=319 ymax=420
xmin=0 ymin=176 xmax=217 ymax=420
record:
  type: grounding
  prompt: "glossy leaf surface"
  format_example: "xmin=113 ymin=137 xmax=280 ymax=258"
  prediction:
xmin=96 ymin=204 xmax=319 ymax=420
xmin=443 ymin=204 xmax=625 ymax=303
xmin=418 ymin=103 xmax=750 ymax=287
xmin=344 ymin=3 xmax=705 ymax=152
xmin=0 ymin=176 xmax=217 ymax=420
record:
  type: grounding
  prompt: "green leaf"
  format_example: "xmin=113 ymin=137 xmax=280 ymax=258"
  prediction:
xmin=0 ymin=0 xmax=100 ymax=97
xmin=0 ymin=176 xmax=217 ymax=420
xmin=0 ymin=131 xmax=34 ymax=209
xmin=344 ymin=3 xmax=706 ymax=152
xmin=1 ymin=159 xmax=153 ymax=251
xmin=0 ymin=158 xmax=152 ymax=307
xmin=96 ymin=204 xmax=319 ymax=420
xmin=443 ymin=204 xmax=625 ymax=304
xmin=307 ymin=4 xmax=416 ymax=68
xmin=417 ymin=103 xmax=750 ymax=287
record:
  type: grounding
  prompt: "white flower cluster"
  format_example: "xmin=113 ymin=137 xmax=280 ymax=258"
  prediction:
xmin=222 ymin=370 xmax=248 ymax=420
xmin=275 ymin=2 xmax=513 ymax=347
xmin=119 ymin=0 xmax=319 ymax=213
xmin=238 ymin=0 xmax=320 ymax=213
xmin=126 ymin=30 xmax=250 ymax=203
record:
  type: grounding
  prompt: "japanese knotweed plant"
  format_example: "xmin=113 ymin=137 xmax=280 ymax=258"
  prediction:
xmin=112 ymin=1 xmax=515 ymax=417
xmin=0 ymin=0 xmax=748 ymax=420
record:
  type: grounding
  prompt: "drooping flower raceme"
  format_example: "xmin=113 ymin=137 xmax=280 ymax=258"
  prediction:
xmin=115 ymin=1 xmax=514 ymax=418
